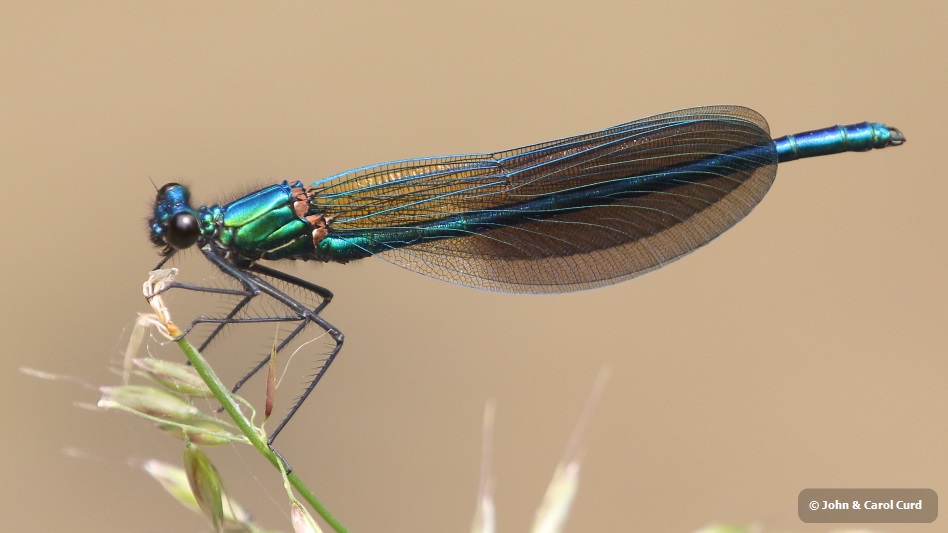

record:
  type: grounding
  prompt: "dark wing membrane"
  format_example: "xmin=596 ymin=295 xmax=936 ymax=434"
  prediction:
xmin=309 ymin=105 xmax=777 ymax=293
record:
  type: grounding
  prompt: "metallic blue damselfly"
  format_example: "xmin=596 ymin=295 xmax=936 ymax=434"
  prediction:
xmin=148 ymin=105 xmax=904 ymax=444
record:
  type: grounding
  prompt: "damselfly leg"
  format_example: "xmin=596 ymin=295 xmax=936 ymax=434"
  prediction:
xmin=154 ymin=245 xmax=344 ymax=446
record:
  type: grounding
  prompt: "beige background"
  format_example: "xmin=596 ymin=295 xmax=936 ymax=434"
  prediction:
xmin=2 ymin=2 xmax=945 ymax=532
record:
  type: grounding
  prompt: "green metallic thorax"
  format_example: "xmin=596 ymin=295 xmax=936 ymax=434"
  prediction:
xmin=216 ymin=181 xmax=319 ymax=260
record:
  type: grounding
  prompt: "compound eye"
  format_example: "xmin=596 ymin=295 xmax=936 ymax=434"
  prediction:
xmin=158 ymin=182 xmax=180 ymax=196
xmin=166 ymin=212 xmax=200 ymax=249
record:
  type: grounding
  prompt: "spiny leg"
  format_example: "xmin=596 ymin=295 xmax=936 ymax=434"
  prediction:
xmin=152 ymin=265 xmax=306 ymax=350
xmin=156 ymin=247 xmax=343 ymax=453
xmin=153 ymin=249 xmax=333 ymax=356
xmin=229 ymin=263 xmax=335 ymax=395
xmin=200 ymin=250 xmax=344 ymax=446
xmin=153 ymin=247 xmax=265 ymax=347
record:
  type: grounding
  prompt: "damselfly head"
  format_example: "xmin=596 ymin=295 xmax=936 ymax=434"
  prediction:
xmin=150 ymin=183 xmax=201 ymax=252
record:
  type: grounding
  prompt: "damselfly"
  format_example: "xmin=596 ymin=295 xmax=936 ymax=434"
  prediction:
xmin=148 ymin=105 xmax=904 ymax=444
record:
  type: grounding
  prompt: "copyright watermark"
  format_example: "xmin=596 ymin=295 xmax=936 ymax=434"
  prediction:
xmin=799 ymin=488 xmax=937 ymax=523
